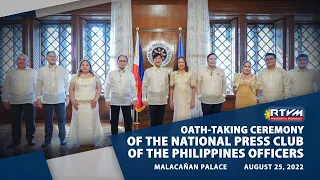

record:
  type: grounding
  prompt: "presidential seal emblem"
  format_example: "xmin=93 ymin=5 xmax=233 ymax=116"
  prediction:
xmin=147 ymin=42 xmax=173 ymax=66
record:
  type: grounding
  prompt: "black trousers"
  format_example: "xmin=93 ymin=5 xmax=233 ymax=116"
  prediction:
xmin=110 ymin=105 xmax=132 ymax=135
xmin=148 ymin=105 xmax=166 ymax=127
xmin=201 ymin=103 xmax=223 ymax=116
xmin=10 ymin=103 xmax=36 ymax=143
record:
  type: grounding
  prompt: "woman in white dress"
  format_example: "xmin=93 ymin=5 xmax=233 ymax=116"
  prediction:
xmin=169 ymin=56 xmax=196 ymax=122
xmin=67 ymin=60 xmax=104 ymax=148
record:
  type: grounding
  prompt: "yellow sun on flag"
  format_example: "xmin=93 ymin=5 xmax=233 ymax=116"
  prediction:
xmin=264 ymin=109 xmax=271 ymax=120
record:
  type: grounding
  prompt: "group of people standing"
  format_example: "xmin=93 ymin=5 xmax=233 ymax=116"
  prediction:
xmin=2 ymin=51 xmax=105 ymax=149
xmin=1 ymin=51 xmax=319 ymax=149
xmin=233 ymin=53 xmax=320 ymax=109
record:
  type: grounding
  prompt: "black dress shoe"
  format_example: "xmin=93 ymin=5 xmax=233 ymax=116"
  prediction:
xmin=27 ymin=140 xmax=36 ymax=146
xmin=41 ymin=141 xmax=51 ymax=148
xmin=6 ymin=142 xmax=20 ymax=149
xmin=60 ymin=140 xmax=67 ymax=146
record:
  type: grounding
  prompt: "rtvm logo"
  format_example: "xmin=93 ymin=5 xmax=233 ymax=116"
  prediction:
xmin=264 ymin=108 xmax=304 ymax=121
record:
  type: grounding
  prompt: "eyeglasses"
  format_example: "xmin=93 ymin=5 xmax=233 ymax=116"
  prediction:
xmin=265 ymin=58 xmax=275 ymax=61
xmin=297 ymin=58 xmax=307 ymax=62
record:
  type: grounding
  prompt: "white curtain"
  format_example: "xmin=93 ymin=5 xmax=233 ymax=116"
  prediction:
xmin=109 ymin=0 xmax=134 ymax=122
xmin=186 ymin=0 xmax=211 ymax=118
xmin=110 ymin=0 xmax=134 ymax=71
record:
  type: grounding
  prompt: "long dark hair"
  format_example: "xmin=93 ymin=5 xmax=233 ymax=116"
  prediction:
xmin=77 ymin=60 xmax=94 ymax=77
xmin=173 ymin=56 xmax=189 ymax=72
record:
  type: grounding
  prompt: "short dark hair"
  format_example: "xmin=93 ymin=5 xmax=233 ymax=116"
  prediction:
xmin=46 ymin=51 xmax=57 ymax=56
xmin=207 ymin=53 xmax=217 ymax=61
xmin=153 ymin=53 xmax=162 ymax=60
xmin=173 ymin=56 xmax=189 ymax=72
xmin=265 ymin=53 xmax=276 ymax=60
xmin=241 ymin=60 xmax=251 ymax=67
xmin=117 ymin=55 xmax=128 ymax=62
xmin=296 ymin=54 xmax=309 ymax=61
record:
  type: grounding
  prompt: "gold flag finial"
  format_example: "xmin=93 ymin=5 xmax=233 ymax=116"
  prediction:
xmin=136 ymin=27 xmax=139 ymax=31
xmin=178 ymin=27 xmax=182 ymax=31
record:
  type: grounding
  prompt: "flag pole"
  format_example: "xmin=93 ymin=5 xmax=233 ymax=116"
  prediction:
xmin=178 ymin=27 xmax=182 ymax=38
xmin=133 ymin=27 xmax=140 ymax=125
xmin=177 ymin=27 xmax=183 ymax=59
xmin=178 ymin=27 xmax=182 ymax=42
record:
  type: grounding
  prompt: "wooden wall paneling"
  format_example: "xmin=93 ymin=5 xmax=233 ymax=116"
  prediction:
xmin=286 ymin=15 xmax=295 ymax=70
xmin=246 ymin=15 xmax=286 ymax=23
xmin=132 ymin=3 xmax=187 ymax=29
xmin=59 ymin=3 xmax=111 ymax=16
xmin=0 ymin=20 xmax=22 ymax=24
xmin=132 ymin=0 xmax=188 ymax=6
xmin=295 ymin=15 xmax=320 ymax=24
xmin=22 ymin=16 xmax=33 ymax=65
xmin=71 ymin=15 xmax=82 ymax=74
xmin=223 ymin=96 xmax=235 ymax=111
xmin=231 ymin=18 xmax=239 ymax=73
xmin=98 ymin=97 xmax=109 ymax=122
xmin=208 ymin=0 xmax=319 ymax=15
xmin=238 ymin=15 xmax=247 ymax=66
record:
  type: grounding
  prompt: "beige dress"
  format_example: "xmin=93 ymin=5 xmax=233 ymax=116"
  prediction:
xmin=67 ymin=75 xmax=104 ymax=148
xmin=170 ymin=71 xmax=196 ymax=122
xmin=233 ymin=73 xmax=262 ymax=109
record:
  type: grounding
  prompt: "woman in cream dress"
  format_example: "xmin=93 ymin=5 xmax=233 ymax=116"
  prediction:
xmin=233 ymin=61 xmax=262 ymax=109
xmin=67 ymin=60 xmax=104 ymax=148
xmin=169 ymin=57 xmax=196 ymax=122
